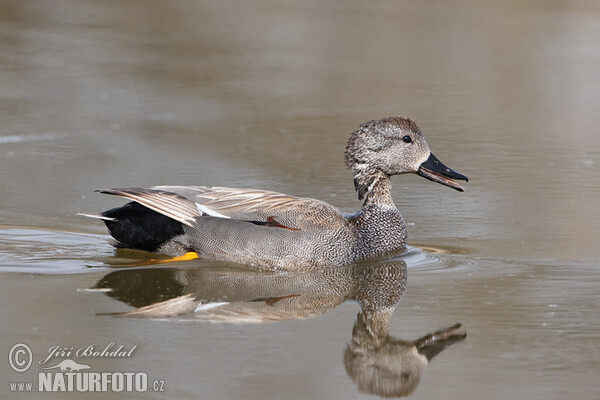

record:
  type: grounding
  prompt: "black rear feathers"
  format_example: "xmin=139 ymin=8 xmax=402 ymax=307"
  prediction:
xmin=101 ymin=202 xmax=184 ymax=252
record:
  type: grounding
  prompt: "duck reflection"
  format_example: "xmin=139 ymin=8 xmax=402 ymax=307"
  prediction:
xmin=345 ymin=314 xmax=465 ymax=397
xmin=92 ymin=259 xmax=465 ymax=397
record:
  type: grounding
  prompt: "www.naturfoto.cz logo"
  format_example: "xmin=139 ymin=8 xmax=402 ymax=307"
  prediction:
xmin=8 ymin=342 xmax=165 ymax=393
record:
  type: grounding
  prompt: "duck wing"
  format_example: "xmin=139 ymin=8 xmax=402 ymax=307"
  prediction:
xmin=98 ymin=186 xmax=347 ymax=231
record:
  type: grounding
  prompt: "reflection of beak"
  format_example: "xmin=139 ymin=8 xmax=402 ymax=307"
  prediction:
xmin=416 ymin=323 xmax=467 ymax=361
xmin=418 ymin=153 xmax=469 ymax=192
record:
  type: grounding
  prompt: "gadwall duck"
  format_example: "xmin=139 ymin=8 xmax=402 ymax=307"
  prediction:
xmin=83 ymin=117 xmax=467 ymax=269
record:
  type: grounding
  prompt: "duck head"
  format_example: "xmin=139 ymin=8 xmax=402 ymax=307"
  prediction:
xmin=345 ymin=117 xmax=468 ymax=200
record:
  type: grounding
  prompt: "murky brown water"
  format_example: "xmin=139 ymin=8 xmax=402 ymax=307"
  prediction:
xmin=1 ymin=1 xmax=599 ymax=399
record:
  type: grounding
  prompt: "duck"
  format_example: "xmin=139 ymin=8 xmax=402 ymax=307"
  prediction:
xmin=82 ymin=117 xmax=468 ymax=269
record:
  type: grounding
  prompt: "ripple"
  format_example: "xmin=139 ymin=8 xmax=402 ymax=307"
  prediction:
xmin=0 ymin=226 xmax=111 ymax=273
xmin=394 ymin=245 xmax=476 ymax=272
xmin=0 ymin=132 xmax=67 ymax=144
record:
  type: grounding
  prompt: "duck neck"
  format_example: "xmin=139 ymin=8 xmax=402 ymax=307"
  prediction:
xmin=350 ymin=309 xmax=392 ymax=350
xmin=355 ymin=171 xmax=395 ymax=207
xmin=350 ymin=171 xmax=407 ymax=258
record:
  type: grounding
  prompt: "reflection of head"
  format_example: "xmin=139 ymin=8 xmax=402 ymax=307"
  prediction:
xmin=344 ymin=310 xmax=426 ymax=397
xmin=345 ymin=319 xmax=466 ymax=398
xmin=344 ymin=339 xmax=426 ymax=397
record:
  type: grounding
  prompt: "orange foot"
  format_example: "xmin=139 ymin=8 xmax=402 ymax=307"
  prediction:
xmin=154 ymin=252 xmax=199 ymax=263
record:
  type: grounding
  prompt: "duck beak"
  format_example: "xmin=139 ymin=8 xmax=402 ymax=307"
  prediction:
xmin=415 ymin=323 xmax=467 ymax=361
xmin=417 ymin=153 xmax=468 ymax=192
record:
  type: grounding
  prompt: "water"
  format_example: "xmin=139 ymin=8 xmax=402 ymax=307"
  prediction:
xmin=1 ymin=1 xmax=599 ymax=399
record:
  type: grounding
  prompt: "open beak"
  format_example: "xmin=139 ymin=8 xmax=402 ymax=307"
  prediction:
xmin=416 ymin=323 xmax=467 ymax=361
xmin=418 ymin=153 xmax=468 ymax=192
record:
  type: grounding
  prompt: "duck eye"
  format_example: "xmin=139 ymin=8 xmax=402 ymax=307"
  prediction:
xmin=402 ymin=135 xmax=413 ymax=143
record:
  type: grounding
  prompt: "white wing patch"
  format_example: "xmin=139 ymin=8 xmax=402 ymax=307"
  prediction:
xmin=195 ymin=301 xmax=230 ymax=312
xmin=195 ymin=203 xmax=231 ymax=219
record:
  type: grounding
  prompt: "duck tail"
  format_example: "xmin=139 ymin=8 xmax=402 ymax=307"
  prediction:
xmin=77 ymin=213 xmax=115 ymax=221
xmin=95 ymin=202 xmax=186 ymax=253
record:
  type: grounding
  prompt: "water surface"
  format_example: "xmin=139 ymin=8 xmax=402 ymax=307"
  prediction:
xmin=1 ymin=1 xmax=599 ymax=399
